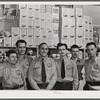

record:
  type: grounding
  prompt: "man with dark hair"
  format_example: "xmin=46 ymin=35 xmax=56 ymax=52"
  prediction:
xmin=54 ymin=43 xmax=79 ymax=90
xmin=0 ymin=50 xmax=26 ymax=90
xmin=28 ymin=42 xmax=57 ymax=90
xmin=71 ymin=44 xmax=84 ymax=90
xmin=16 ymin=39 xmax=33 ymax=90
xmin=83 ymin=42 xmax=100 ymax=90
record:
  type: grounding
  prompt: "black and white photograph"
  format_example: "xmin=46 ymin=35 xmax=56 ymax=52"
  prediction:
xmin=0 ymin=1 xmax=100 ymax=98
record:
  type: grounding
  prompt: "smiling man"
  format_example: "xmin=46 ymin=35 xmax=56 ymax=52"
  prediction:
xmin=54 ymin=43 xmax=79 ymax=90
xmin=28 ymin=42 xmax=57 ymax=90
xmin=16 ymin=40 xmax=33 ymax=90
xmin=83 ymin=42 xmax=100 ymax=90
xmin=0 ymin=50 xmax=26 ymax=90
xmin=71 ymin=44 xmax=84 ymax=90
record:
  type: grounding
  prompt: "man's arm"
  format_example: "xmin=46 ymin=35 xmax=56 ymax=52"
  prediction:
xmin=46 ymin=60 xmax=57 ymax=90
xmin=72 ymin=61 xmax=79 ymax=90
xmin=28 ymin=60 xmax=40 ymax=90
xmin=21 ymin=67 xmax=27 ymax=90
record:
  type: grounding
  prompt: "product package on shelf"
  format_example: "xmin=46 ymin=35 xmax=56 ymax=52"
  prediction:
xmin=4 ymin=36 xmax=12 ymax=47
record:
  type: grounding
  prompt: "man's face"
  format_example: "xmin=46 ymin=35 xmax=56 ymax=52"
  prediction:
xmin=17 ymin=42 xmax=26 ymax=55
xmin=71 ymin=48 xmax=79 ymax=58
xmin=58 ymin=46 xmax=67 ymax=58
xmin=39 ymin=44 xmax=49 ymax=57
xmin=87 ymin=44 xmax=97 ymax=58
xmin=9 ymin=53 xmax=17 ymax=65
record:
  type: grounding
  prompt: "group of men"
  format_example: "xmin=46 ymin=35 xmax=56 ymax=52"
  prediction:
xmin=0 ymin=39 xmax=99 ymax=90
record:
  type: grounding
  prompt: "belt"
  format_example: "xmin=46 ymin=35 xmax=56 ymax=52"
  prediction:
xmin=86 ymin=81 xmax=100 ymax=86
xmin=3 ymin=84 xmax=24 ymax=90
xmin=37 ymin=83 xmax=49 ymax=87
xmin=57 ymin=81 xmax=73 ymax=85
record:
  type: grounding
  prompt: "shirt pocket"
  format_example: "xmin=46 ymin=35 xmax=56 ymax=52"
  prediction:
xmin=66 ymin=65 xmax=73 ymax=77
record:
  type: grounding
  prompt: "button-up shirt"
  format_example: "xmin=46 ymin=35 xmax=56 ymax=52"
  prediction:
xmin=0 ymin=61 xmax=25 ymax=88
xmin=18 ymin=55 xmax=33 ymax=78
xmin=28 ymin=56 xmax=57 ymax=90
xmin=85 ymin=57 xmax=100 ymax=82
xmin=71 ymin=58 xmax=84 ymax=80
xmin=56 ymin=57 xmax=79 ymax=90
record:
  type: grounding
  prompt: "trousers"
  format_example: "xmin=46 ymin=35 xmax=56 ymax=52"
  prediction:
xmin=54 ymin=81 xmax=73 ymax=90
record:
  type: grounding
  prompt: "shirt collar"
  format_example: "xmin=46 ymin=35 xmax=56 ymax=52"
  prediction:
xmin=18 ymin=55 xmax=27 ymax=62
xmin=38 ymin=56 xmax=48 ymax=62
xmin=88 ymin=56 xmax=98 ymax=63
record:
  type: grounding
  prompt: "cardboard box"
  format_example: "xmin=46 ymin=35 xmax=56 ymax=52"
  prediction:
xmin=26 ymin=28 xmax=34 ymax=37
xmin=77 ymin=17 xmax=83 ymax=27
xmin=19 ymin=28 xmax=27 ymax=37
xmin=69 ymin=36 xmax=75 ymax=47
xmin=76 ymin=36 xmax=83 ymax=47
xmin=27 ymin=17 xmax=34 ymax=28
xmin=11 ymin=27 xmax=20 ymax=36
xmin=76 ymin=26 xmax=83 ymax=36
xmin=4 ymin=37 xmax=11 ymax=47
xmin=34 ymin=9 xmax=40 ymax=19
xmin=34 ymin=18 xmax=40 ymax=27
xmin=46 ymin=19 xmax=52 ymax=29
xmin=61 ymin=37 xmax=70 ymax=48
xmin=27 ymin=36 xmax=33 ymax=47
xmin=41 ymin=28 xmax=46 ymax=37
xmin=27 ymin=8 xmax=34 ymax=18
xmin=19 ymin=16 xmax=27 ymax=28
xmin=11 ymin=34 xmax=20 ymax=47
xmin=76 ymin=8 xmax=82 ymax=17
xmin=34 ymin=27 xmax=41 ymax=37
xmin=41 ymin=19 xmax=45 ymax=29
xmin=19 ymin=4 xmax=26 ymax=9
xmin=34 ymin=36 xmax=42 ymax=46
xmin=20 ymin=8 xmax=27 ymax=17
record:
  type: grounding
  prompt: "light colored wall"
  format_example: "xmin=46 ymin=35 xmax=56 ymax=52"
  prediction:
xmin=83 ymin=5 xmax=100 ymax=25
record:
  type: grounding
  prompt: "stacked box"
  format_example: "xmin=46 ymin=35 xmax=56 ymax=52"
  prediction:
xmin=61 ymin=8 xmax=75 ymax=48
xmin=11 ymin=27 xmax=20 ymax=47
xmin=26 ymin=28 xmax=34 ymax=47
xmin=76 ymin=8 xmax=83 ymax=48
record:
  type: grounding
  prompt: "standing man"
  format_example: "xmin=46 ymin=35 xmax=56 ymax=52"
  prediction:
xmin=28 ymin=42 xmax=57 ymax=90
xmin=54 ymin=43 xmax=79 ymax=90
xmin=0 ymin=50 xmax=26 ymax=90
xmin=83 ymin=42 xmax=100 ymax=90
xmin=71 ymin=44 xmax=84 ymax=90
xmin=16 ymin=40 xmax=33 ymax=90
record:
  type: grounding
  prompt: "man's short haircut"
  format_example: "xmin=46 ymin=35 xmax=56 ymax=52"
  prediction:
xmin=57 ymin=43 xmax=68 ymax=50
xmin=71 ymin=44 xmax=80 ymax=50
xmin=6 ymin=50 xmax=17 ymax=57
xmin=86 ymin=42 xmax=96 ymax=48
xmin=16 ymin=39 xmax=27 ymax=47
xmin=38 ymin=42 xmax=48 ymax=49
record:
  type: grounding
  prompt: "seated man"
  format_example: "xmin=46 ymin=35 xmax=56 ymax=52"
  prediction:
xmin=28 ymin=42 xmax=57 ymax=90
xmin=0 ymin=50 xmax=26 ymax=90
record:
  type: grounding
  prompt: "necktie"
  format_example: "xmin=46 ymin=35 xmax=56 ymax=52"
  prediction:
xmin=41 ymin=58 xmax=46 ymax=83
xmin=61 ymin=59 xmax=65 ymax=79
